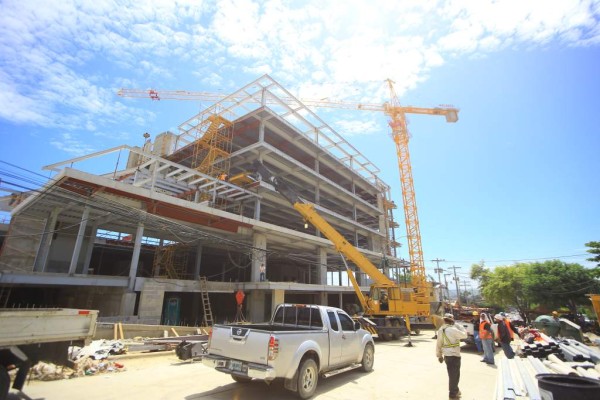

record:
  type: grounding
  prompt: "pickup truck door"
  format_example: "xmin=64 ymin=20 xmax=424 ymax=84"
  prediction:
xmin=338 ymin=312 xmax=362 ymax=364
xmin=326 ymin=310 xmax=343 ymax=367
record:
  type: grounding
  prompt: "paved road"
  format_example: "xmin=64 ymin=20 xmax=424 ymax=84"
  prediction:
xmin=11 ymin=334 xmax=500 ymax=400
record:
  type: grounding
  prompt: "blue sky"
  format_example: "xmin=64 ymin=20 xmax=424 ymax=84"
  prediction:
xmin=1 ymin=0 xmax=599 ymax=285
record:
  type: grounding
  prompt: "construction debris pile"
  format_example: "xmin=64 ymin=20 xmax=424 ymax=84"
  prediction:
xmin=16 ymin=340 xmax=128 ymax=382
xmin=495 ymin=337 xmax=600 ymax=400
xmin=26 ymin=359 xmax=126 ymax=381
xmin=69 ymin=339 xmax=127 ymax=361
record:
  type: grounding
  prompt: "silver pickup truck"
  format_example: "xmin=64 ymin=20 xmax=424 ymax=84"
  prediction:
xmin=202 ymin=303 xmax=375 ymax=399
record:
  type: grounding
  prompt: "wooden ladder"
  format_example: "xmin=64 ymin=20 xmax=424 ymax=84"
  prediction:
xmin=199 ymin=276 xmax=213 ymax=327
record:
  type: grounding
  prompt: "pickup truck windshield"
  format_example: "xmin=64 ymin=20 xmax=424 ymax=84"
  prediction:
xmin=273 ymin=306 xmax=324 ymax=328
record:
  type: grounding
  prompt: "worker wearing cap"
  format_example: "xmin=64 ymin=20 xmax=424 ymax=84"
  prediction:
xmin=495 ymin=313 xmax=515 ymax=359
xmin=471 ymin=311 xmax=483 ymax=354
xmin=436 ymin=313 xmax=468 ymax=399
xmin=479 ymin=313 xmax=495 ymax=365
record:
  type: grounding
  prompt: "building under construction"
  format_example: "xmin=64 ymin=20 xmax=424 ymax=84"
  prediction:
xmin=0 ymin=75 xmax=407 ymax=325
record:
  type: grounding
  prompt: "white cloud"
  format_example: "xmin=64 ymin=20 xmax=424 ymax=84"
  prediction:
xmin=0 ymin=0 xmax=598 ymax=140
xmin=332 ymin=118 xmax=381 ymax=137
xmin=436 ymin=0 xmax=600 ymax=53
xmin=50 ymin=133 xmax=96 ymax=156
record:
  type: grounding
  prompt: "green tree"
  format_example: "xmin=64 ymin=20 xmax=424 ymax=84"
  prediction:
xmin=524 ymin=260 xmax=600 ymax=314
xmin=586 ymin=241 xmax=600 ymax=268
xmin=470 ymin=261 xmax=490 ymax=286
xmin=480 ymin=265 xmax=531 ymax=322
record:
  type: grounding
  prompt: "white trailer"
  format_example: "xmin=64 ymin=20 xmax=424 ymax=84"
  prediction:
xmin=0 ymin=308 xmax=98 ymax=400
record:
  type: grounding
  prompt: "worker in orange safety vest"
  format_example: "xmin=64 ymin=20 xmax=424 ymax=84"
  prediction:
xmin=495 ymin=314 xmax=515 ymax=359
xmin=479 ymin=313 xmax=495 ymax=365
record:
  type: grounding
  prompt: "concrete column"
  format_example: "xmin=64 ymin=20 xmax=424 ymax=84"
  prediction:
xmin=249 ymin=290 xmax=266 ymax=322
xmin=377 ymin=192 xmax=387 ymax=241
xmin=120 ymin=292 xmax=138 ymax=318
xmin=252 ymin=232 xmax=267 ymax=282
xmin=317 ymin=247 xmax=327 ymax=285
xmin=82 ymin=223 xmax=98 ymax=274
xmin=272 ymin=289 xmax=285 ymax=315
xmin=259 ymin=119 xmax=265 ymax=142
xmin=34 ymin=207 xmax=61 ymax=272
xmin=137 ymin=281 xmax=165 ymax=323
xmin=254 ymin=198 xmax=261 ymax=220
xmin=194 ymin=243 xmax=203 ymax=278
xmin=69 ymin=206 xmax=90 ymax=275
xmin=317 ymin=292 xmax=328 ymax=306
xmin=338 ymin=292 xmax=343 ymax=308
xmin=128 ymin=221 xmax=145 ymax=291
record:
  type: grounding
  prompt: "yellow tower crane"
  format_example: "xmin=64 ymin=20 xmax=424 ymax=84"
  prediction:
xmin=117 ymin=82 xmax=459 ymax=309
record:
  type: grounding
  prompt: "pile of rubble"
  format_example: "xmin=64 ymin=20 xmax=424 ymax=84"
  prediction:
xmin=29 ymin=359 xmax=126 ymax=381
xmin=69 ymin=339 xmax=127 ymax=361
xmin=26 ymin=340 xmax=128 ymax=382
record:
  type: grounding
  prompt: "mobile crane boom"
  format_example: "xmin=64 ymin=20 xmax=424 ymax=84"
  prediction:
xmin=254 ymin=161 xmax=429 ymax=341
xmin=254 ymin=161 xmax=393 ymax=287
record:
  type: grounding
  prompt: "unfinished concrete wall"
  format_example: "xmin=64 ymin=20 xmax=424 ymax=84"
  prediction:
xmin=0 ymin=215 xmax=45 ymax=272
xmin=138 ymin=280 xmax=165 ymax=324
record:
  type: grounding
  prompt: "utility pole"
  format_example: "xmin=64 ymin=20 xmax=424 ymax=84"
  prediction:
xmin=444 ymin=274 xmax=452 ymax=302
xmin=461 ymin=281 xmax=470 ymax=305
xmin=431 ymin=258 xmax=446 ymax=301
xmin=449 ymin=266 xmax=461 ymax=308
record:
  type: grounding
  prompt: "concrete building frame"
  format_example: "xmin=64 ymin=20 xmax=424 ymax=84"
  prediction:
xmin=0 ymin=75 xmax=408 ymax=325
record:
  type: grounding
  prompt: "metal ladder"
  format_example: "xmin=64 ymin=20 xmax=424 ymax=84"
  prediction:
xmin=199 ymin=276 xmax=213 ymax=327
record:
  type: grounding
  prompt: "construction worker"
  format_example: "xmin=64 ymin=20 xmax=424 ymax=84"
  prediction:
xmin=479 ymin=313 xmax=495 ymax=365
xmin=436 ymin=313 xmax=467 ymax=399
xmin=471 ymin=311 xmax=483 ymax=353
xmin=380 ymin=291 xmax=389 ymax=311
xmin=495 ymin=314 xmax=515 ymax=359
xmin=259 ymin=263 xmax=266 ymax=282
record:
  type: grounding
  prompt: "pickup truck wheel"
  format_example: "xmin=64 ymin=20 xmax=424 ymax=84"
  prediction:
xmin=0 ymin=365 xmax=9 ymax=400
xmin=296 ymin=358 xmax=318 ymax=399
xmin=231 ymin=374 xmax=252 ymax=383
xmin=360 ymin=343 xmax=375 ymax=372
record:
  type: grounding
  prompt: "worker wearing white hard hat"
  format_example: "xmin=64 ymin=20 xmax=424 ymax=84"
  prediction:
xmin=436 ymin=312 xmax=467 ymax=399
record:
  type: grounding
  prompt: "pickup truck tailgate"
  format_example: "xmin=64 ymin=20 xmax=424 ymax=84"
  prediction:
xmin=209 ymin=325 xmax=271 ymax=364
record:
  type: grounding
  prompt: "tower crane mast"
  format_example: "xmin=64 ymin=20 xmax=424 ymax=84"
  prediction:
xmin=117 ymin=83 xmax=459 ymax=307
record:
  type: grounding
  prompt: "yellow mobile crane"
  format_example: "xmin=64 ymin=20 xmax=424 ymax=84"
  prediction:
xmin=253 ymin=161 xmax=429 ymax=341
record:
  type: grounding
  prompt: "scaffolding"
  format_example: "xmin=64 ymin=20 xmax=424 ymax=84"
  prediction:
xmin=191 ymin=114 xmax=233 ymax=178
xmin=152 ymin=243 xmax=190 ymax=280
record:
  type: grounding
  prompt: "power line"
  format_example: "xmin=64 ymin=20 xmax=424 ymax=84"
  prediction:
xmin=445 ymin=254 xmax=589 ymax=264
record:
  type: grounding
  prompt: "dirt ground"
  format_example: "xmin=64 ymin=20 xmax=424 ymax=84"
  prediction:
xmin=10 ymin=333 xmax=501 ymax=400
